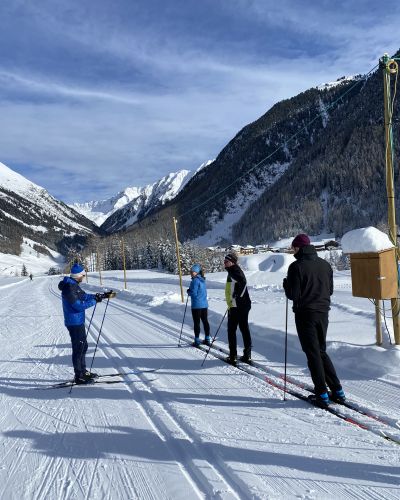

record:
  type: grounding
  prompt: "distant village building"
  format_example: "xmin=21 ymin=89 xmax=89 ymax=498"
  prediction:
xmin=255 ymin=244 xmax=270 ymax=253
xmin=228 ymin=244 xmax=241 ymax=253
xmin=240 ymin=245 xmax=255 ymax=255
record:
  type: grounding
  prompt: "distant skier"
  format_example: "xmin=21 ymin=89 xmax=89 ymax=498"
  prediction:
xmin=187 ymin=263 xmax=211 ymax=347
xmin=283 ymin=234 xmax=346 ymax=408
xmin=224 ymin=253 xmax=252 ymax=365
xmin=29 ymin=274 xmax=33 ymax=281
xmin=58 ymin=263 xmax=103 ymax=384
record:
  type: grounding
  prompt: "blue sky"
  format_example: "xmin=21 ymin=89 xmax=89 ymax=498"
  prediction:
xmin=0 ymin=0 xmax=399 ymax=204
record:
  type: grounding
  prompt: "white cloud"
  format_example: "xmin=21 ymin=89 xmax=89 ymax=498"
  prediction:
xmin=1 ymin=0 xmax=399 ymax=203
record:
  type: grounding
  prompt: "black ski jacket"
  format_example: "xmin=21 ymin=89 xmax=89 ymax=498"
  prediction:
xmin=283 ymin=245 xmax=333 ymax=313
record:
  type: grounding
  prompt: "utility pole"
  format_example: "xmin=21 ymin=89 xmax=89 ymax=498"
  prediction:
xmin=97 ymin=249 xmax=103 ymax=286
xmin=381 ymin=53 xmax=400 ymax=344
xmin=173 ymin=217 xmax=184 ymax=302
xmin=121 ymin=238 xmax=127 ymax=290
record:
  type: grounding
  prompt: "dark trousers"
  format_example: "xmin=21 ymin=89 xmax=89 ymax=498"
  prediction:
xmin=227 ymin=307 xmax=252 ymax=357
xmin=295 ymin=311 xmax=341 ymax=395
xmin=67 ymin=324 xmax=88 ymax=377
xmin=191 ymin=308 xmax=210 ymax=338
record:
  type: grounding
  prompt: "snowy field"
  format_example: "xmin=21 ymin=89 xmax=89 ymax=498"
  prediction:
xmin=0 ymin=254 xmax=399 ymax=499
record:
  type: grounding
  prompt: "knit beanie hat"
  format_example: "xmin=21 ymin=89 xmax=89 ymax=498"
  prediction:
xmin=224 ymin=253 xmax=238 ymax=264
xmin=291 ymin=234 xmax=311 ymax=248
xmin=70 ymin=263 xmax=85 ymax=279
xmin=191 ymin=263 xmax=201 ymax=274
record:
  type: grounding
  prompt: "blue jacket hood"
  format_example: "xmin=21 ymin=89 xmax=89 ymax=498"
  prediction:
xmin=58 ymin=276 xmax=77 ymax=291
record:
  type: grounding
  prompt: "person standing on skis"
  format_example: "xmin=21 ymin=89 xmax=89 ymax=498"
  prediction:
xmin=283 ymin=234 xmax=346 ymax=407
xmin=58 ymin=263 xmax=103 ymax=384
xmin=224 ymin=253 xmax=252 ymax=365
xmin=187 ymin=263 xmax=211 ymax=347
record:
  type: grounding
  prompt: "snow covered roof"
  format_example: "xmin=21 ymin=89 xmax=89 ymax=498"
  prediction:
xmin=341 ymin=227 xmax=394 ymax=253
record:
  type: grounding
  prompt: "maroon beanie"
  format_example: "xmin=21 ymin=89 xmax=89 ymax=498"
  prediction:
xmin=291 ymin=234 xmax=311 ymax=248
xmin=224 ymin=253 xmax=238 ymax=264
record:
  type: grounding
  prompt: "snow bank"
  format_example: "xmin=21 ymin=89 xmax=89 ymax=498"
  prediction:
xmin=0 ymin=239 xmax=65 ymax=276
xmin=240 ymin=253 xmax=295 ymax=273
xmin=341 ymin=227 xmax=394 ymax=253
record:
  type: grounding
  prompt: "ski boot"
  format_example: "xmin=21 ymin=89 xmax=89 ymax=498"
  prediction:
xmin=192 ymin=338 xmax=201 ymax=348
xmin=239 ymin=351 xmax=252 ymax=364
xmin=225 ymin=355 xmax=237 ymax=366
xmin=307 ymin=392 xmax=330 ymax=408
xmin=84 ymin=370 xmax=99 ymax=380
xmin=74 ymin=374 xmax=95 ymax=385
xmin=203 ymin=336 xmax=211 ymax=347
xmin=329 ymin=388 xmax=346 ymax=404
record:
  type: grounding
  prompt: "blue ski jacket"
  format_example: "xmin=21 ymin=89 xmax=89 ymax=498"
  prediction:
xmin=58 ymin=276 xmax=97 ymax=326
xmin=188 ymin=275 xmax=208 ymax=309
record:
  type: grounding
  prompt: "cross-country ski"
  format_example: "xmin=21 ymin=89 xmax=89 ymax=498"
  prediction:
xmin=37 ymin=368 xmax=160 ymax=390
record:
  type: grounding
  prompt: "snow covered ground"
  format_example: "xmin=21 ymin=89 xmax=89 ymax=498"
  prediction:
xmin=0 ymin=255 xmax=399 ymax=499
xmin=0 ymin=237 xmax=65 ymax=277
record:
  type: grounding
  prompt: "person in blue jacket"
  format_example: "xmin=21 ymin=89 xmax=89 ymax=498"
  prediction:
xmin=187 ymin=263 xmax=211 ymax=347
xmin=58 ymin=263 xmax=103 ymax=384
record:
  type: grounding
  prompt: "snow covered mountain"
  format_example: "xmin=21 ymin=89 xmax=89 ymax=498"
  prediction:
xmin=73 ymin=163 xmax=212 ymax=233
xmin=71 ymin=187 xmax=145 ymax=227
xmin=0 ymin=161 xmax=97 ymax=258
xmin=120 ymin=64 xmax=396 ymax=246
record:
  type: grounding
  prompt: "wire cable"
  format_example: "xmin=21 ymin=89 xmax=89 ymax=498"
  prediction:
xmin=177 ymin=63 xmax=379 ymax=221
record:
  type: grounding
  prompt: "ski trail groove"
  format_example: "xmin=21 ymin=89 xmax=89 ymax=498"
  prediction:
xmin=104 ymin=299 xmax=400 ymax=447
xmin=86 ymin=316 xmax=245 ymax=499
xmin=109 ymin=299 xmax=400 ymax=433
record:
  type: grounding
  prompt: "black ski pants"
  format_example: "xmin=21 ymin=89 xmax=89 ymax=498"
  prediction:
xmin=67 ymin=324 xmax=88 ymax=377
xmin=227 ymin=307 xmax=252 ymax=358
xmin=294 ymin=310 xmax=341 ymax=395
xmin=191 ymin=308 xmax=210 ymax=338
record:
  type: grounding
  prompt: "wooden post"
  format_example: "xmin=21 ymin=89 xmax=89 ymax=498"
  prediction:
xmin=121 ymin=238 xmax=127 ymax=290
xmin=382 ymin=53 xmax=400 ymax=345
xmin=375 ymin=300 xmax=382 ymax=346
xmin=97 ymin=250 xmax=103 ymax=286
xmin=173 ymin=217 xmax=184 ymax=303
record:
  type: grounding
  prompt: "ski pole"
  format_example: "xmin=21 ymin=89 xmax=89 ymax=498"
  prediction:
xmin=89 ymin=296 xmax=111 ymax=372
xmin=70 ymin=303 xmax=98 ymax=395
xmin=201 ymin=309 xmax=228 ymax=367
xmin=284 ymin=297 xmax=288 ymax=401
xmin=86 ymin=302 xmax=97 ymax=339
xmin=178 ymin=294 xmax=189 ymax=347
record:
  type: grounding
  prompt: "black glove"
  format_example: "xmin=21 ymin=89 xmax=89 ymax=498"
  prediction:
xmin=187 ymin=288 xmax=190 ymax=294
xmin=103 ymin=290 xmax=116 ymax=299
xmin=282 ymin=278 xmax=287 ymax=290
xmin=95 ymin=293 xmax=103 ymax=303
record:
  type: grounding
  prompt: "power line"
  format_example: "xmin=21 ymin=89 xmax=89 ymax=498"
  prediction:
xmin=177 ymin=64 xmax=379 ymax=221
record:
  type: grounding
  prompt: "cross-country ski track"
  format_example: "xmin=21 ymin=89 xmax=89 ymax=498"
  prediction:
xmin=0 ymin=271 xmax=399 ymax=499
